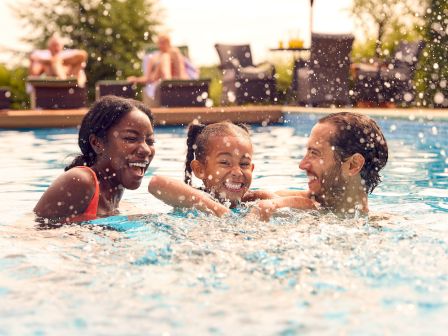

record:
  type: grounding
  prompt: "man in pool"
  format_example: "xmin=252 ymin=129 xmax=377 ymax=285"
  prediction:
xmin=255 ymin=112 xmax=389 ymax=219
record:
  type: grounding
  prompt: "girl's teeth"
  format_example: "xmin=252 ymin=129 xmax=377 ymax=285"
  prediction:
xmin=225 ymin=182 xmax=242 ymax=190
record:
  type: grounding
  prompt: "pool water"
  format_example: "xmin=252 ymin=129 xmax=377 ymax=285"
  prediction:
xmin=0 ymin=113 xmax=447 ymax=335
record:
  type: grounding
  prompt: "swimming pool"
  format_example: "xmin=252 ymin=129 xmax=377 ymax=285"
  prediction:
xmin=0 ymin=112 xmax=447 ymax=335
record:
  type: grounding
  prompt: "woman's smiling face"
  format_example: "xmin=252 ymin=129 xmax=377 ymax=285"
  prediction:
xmin=192 ymin=135 xmax=254 ymax=207
xmin=94 ymin=108 xmax=155 ymax=190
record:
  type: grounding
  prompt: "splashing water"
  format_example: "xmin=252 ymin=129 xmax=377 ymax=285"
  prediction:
xmin=0 ymin=113 xmax=447 ymax=335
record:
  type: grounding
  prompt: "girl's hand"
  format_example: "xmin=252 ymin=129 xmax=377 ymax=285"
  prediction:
xmin=252 ymin=199 xmax=279 ymax=221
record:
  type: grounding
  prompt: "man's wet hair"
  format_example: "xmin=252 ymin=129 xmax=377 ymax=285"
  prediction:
xmin=66 ymin=95 xmax=153 ymax=171
xmin=184 ymin=121 xmax=250 ymax=185
xmin=318 ymin=112 xmax=388 ymax=193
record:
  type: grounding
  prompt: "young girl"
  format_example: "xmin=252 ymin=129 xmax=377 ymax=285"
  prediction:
xmin=148 ymin=121 xmax=275 ymax=216
xmin=34 ymin=95 xmax=155 ymax=223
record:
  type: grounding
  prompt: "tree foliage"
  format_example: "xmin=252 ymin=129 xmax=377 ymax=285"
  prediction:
xmin=0 ymin=65 xmax=29 ymax=109
xmin=417 ymin=0 xmax=448 ymax=107
xmin=14 ymin=0 xmax=160 ymax=99
xmin=350 ymin=0 xmax=425 ymax=58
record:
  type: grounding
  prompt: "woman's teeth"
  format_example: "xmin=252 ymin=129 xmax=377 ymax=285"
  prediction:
xmin=129 ymin=162 xmax=147 ymax=168
xmin=129 ymin=162 xmax=147 ymax=176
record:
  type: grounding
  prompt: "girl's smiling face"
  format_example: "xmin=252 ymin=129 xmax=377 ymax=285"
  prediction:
xmin=192 ymin=135 xmax=254 ymax=207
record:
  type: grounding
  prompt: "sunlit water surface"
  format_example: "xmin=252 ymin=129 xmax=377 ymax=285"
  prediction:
xmin=0 ymin=113 xmax=447 ymax=335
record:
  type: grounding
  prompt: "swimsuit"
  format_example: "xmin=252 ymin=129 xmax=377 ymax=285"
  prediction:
xmin=74 ymin=166 xmax=100 ymax=220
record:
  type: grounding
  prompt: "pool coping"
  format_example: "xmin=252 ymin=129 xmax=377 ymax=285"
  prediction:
xmin=0 ymin=105 xmax=447 ymax=129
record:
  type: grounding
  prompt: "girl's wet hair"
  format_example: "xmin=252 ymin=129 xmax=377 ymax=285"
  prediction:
xmin=318 ymin=112 xmax=388 ymax=194
xmin=184 ymin=121 xmax=250 ymax=185
xmin=65 ymin=95 xmax=153 ymax=171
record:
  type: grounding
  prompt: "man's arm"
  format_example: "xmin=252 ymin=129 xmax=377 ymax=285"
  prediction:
xmin=148 ymin=175 xmax=230 ymax=217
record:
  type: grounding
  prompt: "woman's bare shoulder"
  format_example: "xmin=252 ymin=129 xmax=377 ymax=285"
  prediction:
xmin=34 ymin=167 xmax=97 ymax=219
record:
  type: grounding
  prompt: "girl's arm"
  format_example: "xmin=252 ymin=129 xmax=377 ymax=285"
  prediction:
xmin=254 ymin=196 xmax=316 ymax=221
xmin=34 ymin=168 xmax=96 ymax=221
xmin=242 ymin=189 xmax=278 ymax=202
xmin=148 ymin=176 xmax=230 ymax=217
xmin=275 ymin=190 xmax=309 ymax=197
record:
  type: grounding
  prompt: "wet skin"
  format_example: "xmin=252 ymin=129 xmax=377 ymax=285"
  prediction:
xmin=34 ymin=108 xmax=155 ymax=221
xmin=192 ymin=135 xmax=254 ymax=207
xmin=93 ymin=108 xmax=155 ymax=194
xmin=299 ymin=122 xmax=347 ymax=207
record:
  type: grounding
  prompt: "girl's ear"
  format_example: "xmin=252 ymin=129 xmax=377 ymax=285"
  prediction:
xmin=346 ymin=153 xmax=365 ymax=176
xmin=89 ymin=134 xmax=104 ymax=155
xmin=190 ymin=159 xmax=205 ymax=179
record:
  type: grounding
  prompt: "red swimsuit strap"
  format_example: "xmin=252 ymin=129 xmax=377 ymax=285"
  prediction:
xmin=77 ymin=166 xmax=100 ymax=218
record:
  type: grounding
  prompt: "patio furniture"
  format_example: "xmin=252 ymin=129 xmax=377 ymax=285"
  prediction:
xmin=141 ymin=47 xmax=208 ymax=107
xmin=269 ymin=46 xmax=310 ymax=102
xmin=352 ymin=40 xmax=425 ymax=106
xmin=153 ymin=79 xmax=211 ymax=107
xmin=215 ymin=44 xmax=276 ymax=105
xmin=296 ymin=33 xmax=354 ymax=106
xmin=27 ymin=77 xmax=87 ymax=109
xmin=95 ymin=80 xmax=136 ymax=100
xmin=0 ymin=87 xmax=11 ymax=110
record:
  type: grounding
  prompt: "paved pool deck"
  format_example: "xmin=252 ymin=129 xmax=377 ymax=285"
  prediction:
xmin=0 ymin=105 xmax=447 ymax=129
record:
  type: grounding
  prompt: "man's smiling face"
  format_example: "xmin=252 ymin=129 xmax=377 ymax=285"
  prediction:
xmin=299 ymin=122 xmax=347 ymax=206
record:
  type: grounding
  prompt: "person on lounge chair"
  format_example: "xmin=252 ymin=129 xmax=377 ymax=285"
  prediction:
xmin=127 ymin=33 xmax=197 ymax=106
xmin=29 ymin=34 xmax=87 ymax=87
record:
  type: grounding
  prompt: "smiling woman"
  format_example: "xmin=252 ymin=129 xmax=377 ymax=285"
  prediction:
xmin=33 ymin=95 xmax=155 ymax=223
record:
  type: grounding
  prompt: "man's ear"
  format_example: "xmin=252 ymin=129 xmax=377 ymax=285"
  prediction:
xmin=251 ymin=163 xmax=254 ymax=172
xmin=191 ymin=159 xmax=205 ymax=179
xmin=89 ymin=134 xmax=104 ymax=154
xmin=347 ymin=153 xmax=365 ymax=176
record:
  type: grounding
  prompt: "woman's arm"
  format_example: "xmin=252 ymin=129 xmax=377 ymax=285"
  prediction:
xmin=34 ymin=168 xmax=96 ymax=221
xmin=148 ymin=176 xmax=230 ymax=217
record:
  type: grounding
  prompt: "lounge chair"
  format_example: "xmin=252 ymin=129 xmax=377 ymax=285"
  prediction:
xmin=95 ymin=80 xmax=136 ymax=100
xmin=352 ymin=40 xmax=425 ymax=106
xmin=0 ymin=87 xmax=11 ymax=110
xmin=296 ymin=33 xmax=354 ymax=106
xmin=215 ymin=44 xmax=276 ymax=105
xmin=27 ymin=77 xmax=87 ymax=110
xmin=27 ymin=49 xmax=88 ymax=109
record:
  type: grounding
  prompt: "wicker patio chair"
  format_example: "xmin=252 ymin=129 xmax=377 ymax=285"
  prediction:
xmin=296 ymin=33 xmax=354 ymax=106
xmin=215 ymin=44 xmax=276 ymax=105
xmin=352 ymin=40 xmax=425 ymax=106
